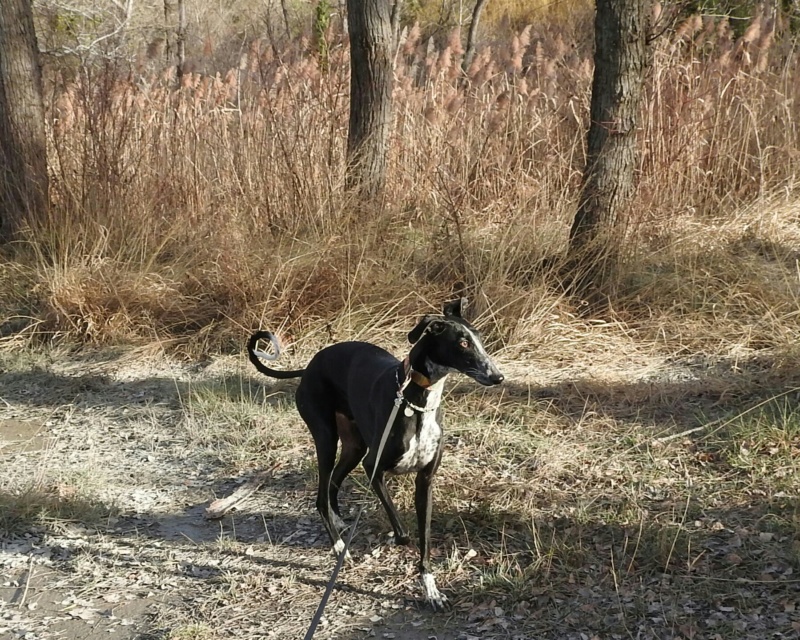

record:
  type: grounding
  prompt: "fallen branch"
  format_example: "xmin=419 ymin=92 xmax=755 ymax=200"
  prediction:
xmin=651 ymin=424 xmax=707 ymax=446
xmin=204 ymin=470 xmax=271 ymax=519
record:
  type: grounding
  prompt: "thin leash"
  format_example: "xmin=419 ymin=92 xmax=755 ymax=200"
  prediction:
xmin=303 ymin=368 xmax=414 ymax=640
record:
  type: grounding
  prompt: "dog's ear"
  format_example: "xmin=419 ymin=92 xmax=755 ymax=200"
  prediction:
xmin=443 ymin=297 xmax=467 ymax=318
xmin=408 ymin=315 xmax=438 ymax=343
xmin=428 ymin=320 xmax=446 ymax=334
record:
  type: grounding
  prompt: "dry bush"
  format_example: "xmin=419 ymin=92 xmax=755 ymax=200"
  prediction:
xmin=3 ymin=9 xmax=799 ymax=358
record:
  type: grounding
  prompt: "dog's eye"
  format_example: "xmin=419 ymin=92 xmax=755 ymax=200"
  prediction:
xmin=459 ymin=339 xmax=470 ymax=349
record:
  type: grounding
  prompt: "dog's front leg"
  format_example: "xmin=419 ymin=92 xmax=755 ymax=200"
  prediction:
xmin=363 ymin=461 xmax=411 ymax=545
xmin=415 ymin=466 xmax=448 ymax=610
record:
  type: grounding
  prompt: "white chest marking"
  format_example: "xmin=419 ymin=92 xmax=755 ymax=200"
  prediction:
xmin=391 ymin=379 xmax=445 ymax=475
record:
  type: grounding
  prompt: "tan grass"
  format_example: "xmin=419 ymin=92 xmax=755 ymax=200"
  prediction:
xmin=0 ymin=481 xmax=112 ymax=535
xmin=0 ymin=9 xmax=795 ymax=372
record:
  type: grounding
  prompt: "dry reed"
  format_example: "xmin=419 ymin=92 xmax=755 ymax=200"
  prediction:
xmin=3 ymin=9 xmax=799 ymax=358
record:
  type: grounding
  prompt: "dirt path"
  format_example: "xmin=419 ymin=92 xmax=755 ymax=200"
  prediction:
xmin=0 ymin=349 xmax=474 ymax=639
xmin=2 ymin=346 xmax=799 ymax=640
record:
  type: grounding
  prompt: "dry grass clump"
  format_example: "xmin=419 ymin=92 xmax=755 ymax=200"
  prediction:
xmin=0 ymin=481 xmax=112 ymax=535
xmin=2 ymin=9 xmax=798 ymax=360
xmin=622 ymin=198 xmax=800 ymax=354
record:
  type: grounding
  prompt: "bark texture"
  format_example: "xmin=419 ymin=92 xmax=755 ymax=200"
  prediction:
xmin=164 ymin=0 xmax=176 ymax=64
xmin=176 ymin=0 xmax=186 ymax=80
xmin=462 ymin=0 xmax=489 ymax=79
xmin=345 ymin=0 xmax=394 ymax=203
xmin=0 ymin=0 xmax=48 ymax=240
xmin=568 ymin=0 xmax=651 ymax=289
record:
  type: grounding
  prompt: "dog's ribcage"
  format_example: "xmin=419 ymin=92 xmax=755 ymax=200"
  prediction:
xmin=392 ymin=379 xmax=444 ymax=474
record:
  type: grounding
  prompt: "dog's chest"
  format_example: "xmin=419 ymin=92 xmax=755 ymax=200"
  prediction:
xmin=390 ymin=382 xmax=444 ymax=475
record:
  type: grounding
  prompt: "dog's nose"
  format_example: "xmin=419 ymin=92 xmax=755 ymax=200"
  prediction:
xmin=490 ymin=372 xmax=504 ymax=385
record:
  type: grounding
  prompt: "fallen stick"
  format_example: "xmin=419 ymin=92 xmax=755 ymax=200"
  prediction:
xmin=651 ymin=424 xmax=707 ymax=446
xmin=205 ymin=470 xmax=271 ymax=519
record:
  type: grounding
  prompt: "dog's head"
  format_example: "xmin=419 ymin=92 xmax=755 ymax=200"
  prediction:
xmin=408 ymin=298 xmax=504 ymax=386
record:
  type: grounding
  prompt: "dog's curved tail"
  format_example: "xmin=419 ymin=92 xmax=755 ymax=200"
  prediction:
xmin=247 ymin=331 xmax=306 ymax=379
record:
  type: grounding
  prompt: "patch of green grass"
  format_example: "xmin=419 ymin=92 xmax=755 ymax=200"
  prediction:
xmin=708 ymin=399 xmax=800 ymax=492
xmin=472 ymin=549 xmax=538 ymax=599
xmin=528 ymin=518 xmax=589 ymax=575
xmin=180 ymin=374 xmax=304 ymax=469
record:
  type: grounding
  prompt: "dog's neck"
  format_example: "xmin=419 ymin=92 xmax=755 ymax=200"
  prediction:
xmin=400 ymin=355 xmax=447 ymax=414
xmin=403 ymin=349 xmax=451 ymax=388
xmin=402 ymin=356 xmax=433 ymax=388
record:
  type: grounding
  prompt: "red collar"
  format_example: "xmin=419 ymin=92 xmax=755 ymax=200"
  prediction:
xmin=403 ymin=356 xmax=432 ymax=388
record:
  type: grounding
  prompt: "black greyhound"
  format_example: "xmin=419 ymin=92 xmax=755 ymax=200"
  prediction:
xmin=246 ymin=299 xmax=504 ymax=609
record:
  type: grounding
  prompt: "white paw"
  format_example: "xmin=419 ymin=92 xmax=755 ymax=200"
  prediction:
xmin=332 ymin=539 xmax=352 ymax=562
xmin=422 ymin=573 xmax=449 ymax=611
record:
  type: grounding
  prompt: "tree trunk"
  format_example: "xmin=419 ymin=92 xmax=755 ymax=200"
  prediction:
xmin=567 ymin=0 xmax=651 ymax=296
xmin=0 ymin=0 xmax=48 ymax=240
xmin=462 ymin=0 xmax=489 ymax=80
xmin=164 ymin=0 xmax=175 ymax=65
xmin=345 ymin=0 xmax=394 ymax=204
xmin=280 ymin=0 xmax=291 ymax=40
xmin=176 ymin=0 xmax=186 ymax=80
xmin=390 ymin=0 xmax=403 ymax=47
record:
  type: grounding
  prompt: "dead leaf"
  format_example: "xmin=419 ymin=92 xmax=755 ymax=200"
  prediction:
xmin=69 ymin=606 xmax=98 ymax=620
xmin=476 ymin=618 xmax=501 ymax=632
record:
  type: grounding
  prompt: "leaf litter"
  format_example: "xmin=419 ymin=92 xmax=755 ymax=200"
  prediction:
xmin=0 ymin=346 xmax=798 ymax=639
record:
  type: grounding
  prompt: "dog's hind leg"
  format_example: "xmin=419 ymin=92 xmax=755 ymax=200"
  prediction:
xmin=296 ymin=391 xmax=348 ymax=558
xmin=311 ymin=429 xmax=351 ymax=557
xmin=329 ymin=414 xmax=367 ymax=531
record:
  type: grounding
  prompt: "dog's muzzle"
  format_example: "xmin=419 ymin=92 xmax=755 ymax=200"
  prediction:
xmin=473 ymin=364 xmax=504 ymax=386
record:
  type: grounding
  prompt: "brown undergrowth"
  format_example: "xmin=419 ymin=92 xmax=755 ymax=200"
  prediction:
xmin=0 ymin=10 xmax=796 ymax=363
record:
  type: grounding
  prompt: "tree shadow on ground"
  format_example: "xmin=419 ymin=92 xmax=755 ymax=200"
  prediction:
xmin=0 ymin=367 xmax=299 ymax=415
xmin=143 ymin=492 xmax=799 ymax=639
xmin=447 ymin=349 xmax=800 ymax=438
xmin=3 ymin=350 xmax=800 ymax=638
xmin=352 ymin=497 xmax=800 ymax=640
xmin=2 ymin=457 xmax=799 ymax=639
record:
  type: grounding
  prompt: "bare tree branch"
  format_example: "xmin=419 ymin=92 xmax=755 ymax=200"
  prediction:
xmin=461 ymin=0 xmax=489 ymax=81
